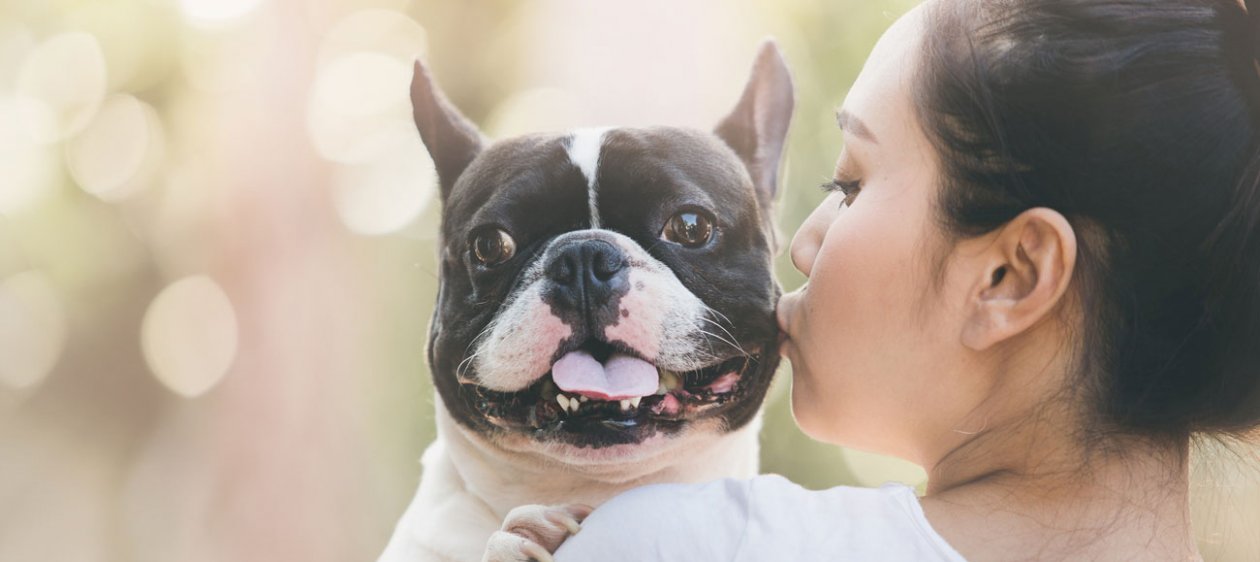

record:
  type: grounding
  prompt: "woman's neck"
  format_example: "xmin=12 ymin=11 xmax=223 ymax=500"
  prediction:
xmin=904 ymin=317 xmax=1199 ymax=560
xmin=922 ymin=414 xmax=1199 ymax=561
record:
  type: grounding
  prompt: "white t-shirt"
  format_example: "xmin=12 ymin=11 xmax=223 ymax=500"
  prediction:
xmin=554 ymin=474 xmax=967 ymax=562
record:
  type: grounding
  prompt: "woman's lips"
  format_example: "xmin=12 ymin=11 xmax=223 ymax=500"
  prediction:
xmin=776 ymin=283 xmax=806 ymax=336
xmin=777 ymin=333 xmax=792 ymax=360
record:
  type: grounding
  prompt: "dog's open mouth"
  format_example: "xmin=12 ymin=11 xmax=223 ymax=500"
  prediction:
xmin=463 ymin=339 xmax=766 ymax=446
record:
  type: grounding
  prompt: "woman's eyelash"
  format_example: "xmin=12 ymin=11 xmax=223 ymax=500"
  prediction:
xmin=819 ymin=179 xmax=862 ymax=195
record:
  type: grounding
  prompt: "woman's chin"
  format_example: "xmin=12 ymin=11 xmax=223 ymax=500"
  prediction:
xmin=787 ymin=374 xmax=827 ymax=441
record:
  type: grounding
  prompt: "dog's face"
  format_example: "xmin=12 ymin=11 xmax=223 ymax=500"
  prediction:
xmin=413 ymin=43 xmax=794 ymax=454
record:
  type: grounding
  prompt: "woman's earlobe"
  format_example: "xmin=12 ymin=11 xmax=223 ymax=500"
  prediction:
xmin=962 ymin=261 xmax=1019 ymax=351
xmin=961 ymin=301 xmax=1008 ymax=351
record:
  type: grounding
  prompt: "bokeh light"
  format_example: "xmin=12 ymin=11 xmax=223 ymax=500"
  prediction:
xmin=179 ymin=0 xmax=264 ymax=26
xmin=0 ymin=271 xmax=67 ymax=389
xmin=66 ymin=94 xmax=165 ymax=202
xmin=0 ymin=96 xmax=59 ymax=215
xmin=15 ymin=31 xmax=107 ymax=143
xmin=316 ymin=8 xmax=428 ymax=66
xmin=0 ymin=24 xmax=35 ymax=90
xmin=484 ymin=87 xmax=588 ymax=138
xmin=141 ymin=276 xmax=238 ymax=398
xmin=63 ymin=3 xmax=176 ymax=92
xmin=306 ymin=10 xmax=439 ymax=236
xmin=331 ymin=132 xmax=436 ymax=235
xmin=307 ymin=52 xmax=413 ymax=164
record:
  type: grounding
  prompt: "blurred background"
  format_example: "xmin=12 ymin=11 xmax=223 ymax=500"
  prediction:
xmin=0 ymin=0 xmax=1256 ymax=560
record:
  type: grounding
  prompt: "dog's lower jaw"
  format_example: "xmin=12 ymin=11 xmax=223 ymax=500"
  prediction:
xmin=377 ymin=396 xmax=762 ymax=562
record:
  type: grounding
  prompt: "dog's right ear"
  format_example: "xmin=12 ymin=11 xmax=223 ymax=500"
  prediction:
xmin=411 ymin=60 xmax=485 ymax=201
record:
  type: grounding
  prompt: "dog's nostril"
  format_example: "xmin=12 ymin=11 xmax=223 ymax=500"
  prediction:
xmin=548 ymin=240 xmax=626 ymax=285
xmin=591 ymin=250 xmax=627 ymax=281
xmin=548 ymin=255 xmax=577 ymax=285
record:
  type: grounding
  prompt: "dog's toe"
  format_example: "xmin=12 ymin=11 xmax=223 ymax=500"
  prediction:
xmin=482 ymin=504 xmax=593 ymax=562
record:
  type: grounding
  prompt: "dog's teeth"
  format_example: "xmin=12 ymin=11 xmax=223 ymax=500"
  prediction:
xmin=660 ymin=370 xmax=681 ymax=391
xmin=629 ymin=396 xmax=641 ymax=409
xmin=656 ymin=381 xmax=668 ymax=395
xmin=571 ymin=398 xmax=581 ymax=412
xmin=557 ymin=394 xmax=570 ymax=412
xmin=578 ymin=396 xmax=588 ymax=403
xmin=619 ymin=399 xmax=631 ymax=411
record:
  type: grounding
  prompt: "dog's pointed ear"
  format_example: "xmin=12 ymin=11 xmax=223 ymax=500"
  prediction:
xmin=714 ymin=39 xmax=795 ymax=208
xmin=412 ymin=59 xmax=485 ymax=201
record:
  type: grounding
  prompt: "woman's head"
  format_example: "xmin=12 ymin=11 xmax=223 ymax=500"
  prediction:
xmin=778 ymin=0 xmax=1260 ymax=461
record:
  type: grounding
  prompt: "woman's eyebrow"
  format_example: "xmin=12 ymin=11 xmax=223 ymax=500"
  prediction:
xmin=836 ymin=109 xmax=878 ymax=144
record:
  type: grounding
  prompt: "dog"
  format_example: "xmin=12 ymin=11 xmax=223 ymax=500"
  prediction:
xmin=378 ymin=40 xmax=794 ymax=562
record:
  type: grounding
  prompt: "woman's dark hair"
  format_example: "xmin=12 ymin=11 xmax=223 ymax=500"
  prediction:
xmin=916 ymin=0 xmax=1260 ymax=438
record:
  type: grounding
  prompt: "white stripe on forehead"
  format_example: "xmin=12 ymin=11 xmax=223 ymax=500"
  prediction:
xmin=566 ymin=127 xmax=612 ymax=229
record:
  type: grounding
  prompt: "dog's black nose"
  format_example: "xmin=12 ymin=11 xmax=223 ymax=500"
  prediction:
xmin=545 ymin=239 xmax=629 ymax=312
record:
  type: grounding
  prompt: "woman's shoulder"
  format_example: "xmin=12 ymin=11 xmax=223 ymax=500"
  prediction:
xmin=555 ymin=475 xmax=967 ymax=562
xmin=739 ymin=476 xmax=965 ymax=561
xmin=554 ymin=477 xmax=756 ymax=561
xmin=586 ymin=473 xmax=902 ymax=510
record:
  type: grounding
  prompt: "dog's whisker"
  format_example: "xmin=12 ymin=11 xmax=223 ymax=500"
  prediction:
xmin=704 ymin=305 xmax=737 ymax=329
xmin=698 ymin=321 xmax=742 ymax=355
xmin=700 ymin=314 xmax=741 ymax=342
xmin=457 ymin=332 xmax=496 ymax=381
xmin=409 ymin=261 xmax=440 ymax=281
xmin=456 ymin=353 xmax=479 ymax=380
xmin=464 ymin=323 xmax=497 ymax=355
xmin=696 ymin=328 xmax=741 ymax=360
xmin=699 ymin=315 xmax=749 ymax=356
xmin=700 ymin=304 xmax=745 ymax=352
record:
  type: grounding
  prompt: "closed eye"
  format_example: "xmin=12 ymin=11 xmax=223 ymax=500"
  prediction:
xmin=819 ymin=179 xmax=862 ymax=208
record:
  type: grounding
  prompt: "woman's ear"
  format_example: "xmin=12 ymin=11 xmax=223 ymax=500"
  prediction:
xmin=961 ymin=208 xmax=1077 ymax=350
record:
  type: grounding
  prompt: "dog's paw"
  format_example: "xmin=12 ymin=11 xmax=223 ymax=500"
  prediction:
xmin=481 ymin=504 xmax=593 ymax=562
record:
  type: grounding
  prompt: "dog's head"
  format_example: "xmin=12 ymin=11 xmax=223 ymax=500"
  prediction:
xmin=415 ymin=42 xmax=793 ymax=454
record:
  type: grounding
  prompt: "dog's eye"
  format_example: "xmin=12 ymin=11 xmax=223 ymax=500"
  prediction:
xmin=471 ymin=228 xmax=516 ymax=267
xmin=662 ymin=211 xmax=715 ymax=248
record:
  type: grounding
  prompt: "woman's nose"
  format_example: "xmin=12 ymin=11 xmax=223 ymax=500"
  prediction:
xmin=790 ymin=211 xmax=825 ymax=277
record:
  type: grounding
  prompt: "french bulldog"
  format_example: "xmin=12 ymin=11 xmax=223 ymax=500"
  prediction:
xmin=379 ymin=40 xmax=794 ymax=562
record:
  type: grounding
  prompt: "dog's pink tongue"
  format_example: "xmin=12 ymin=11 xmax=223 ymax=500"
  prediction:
xmin=551 ymin=351 xmax=658 ymax=400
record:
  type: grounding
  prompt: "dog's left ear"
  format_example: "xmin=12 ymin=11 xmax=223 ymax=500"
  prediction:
xmin=714 ymin=39 xmax=795 ymax=208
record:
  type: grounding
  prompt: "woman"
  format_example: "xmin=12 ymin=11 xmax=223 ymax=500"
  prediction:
xmin=534 ymin=0 xmax=1260 ymax=559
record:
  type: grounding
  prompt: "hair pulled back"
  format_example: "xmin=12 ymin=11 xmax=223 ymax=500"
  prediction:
xmin=917 ymin=0 xmax=1260 ymax=438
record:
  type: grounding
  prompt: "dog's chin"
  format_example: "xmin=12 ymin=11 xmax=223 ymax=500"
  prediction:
xmin=501 ymin=429 xmax=694 ymax=468
xmin=460 ymin=345 xmax=775 ymax=451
